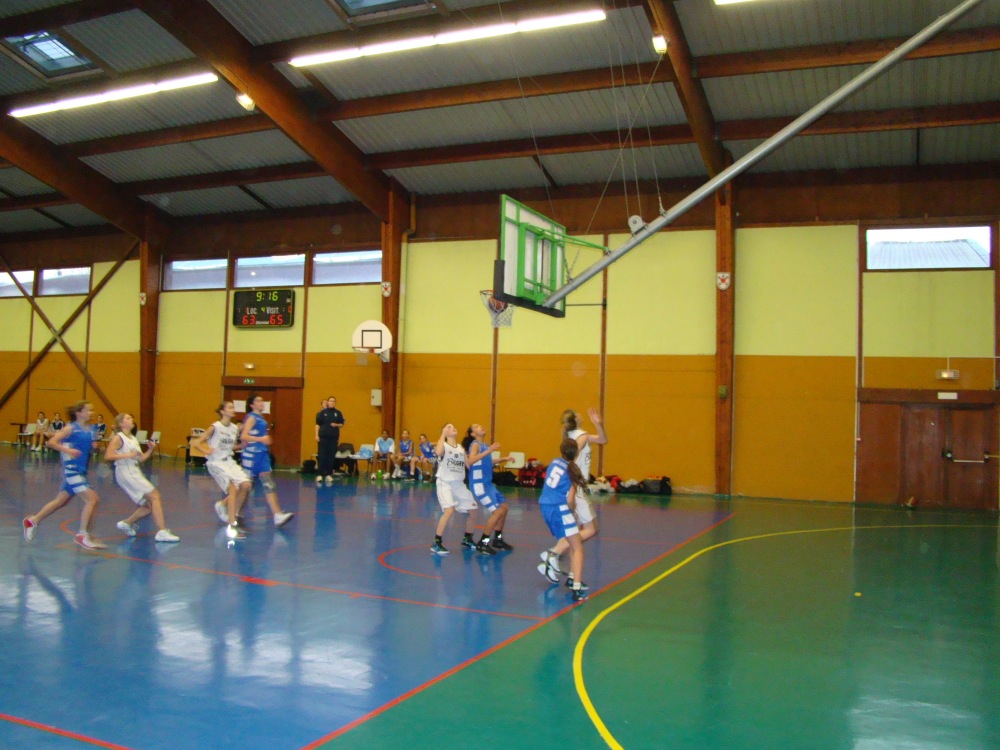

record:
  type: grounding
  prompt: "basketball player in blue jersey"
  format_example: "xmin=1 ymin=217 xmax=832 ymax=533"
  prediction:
xmin=465 ymin=424 xmax=515 ymax=553
xmin=542 ymin=408 xmax=607 ymax=590
xmin=239 ymin=394 xmax=294 ymax=529
xmin=417 ymin=433 xmax=437 ymax=481
xmin=23 ymin=400 xmax=108 ymax=550
xmin=393 ymin=429 xmax=415 ymax=479
xmin=537 ymin=438 xmax=590 ymax=600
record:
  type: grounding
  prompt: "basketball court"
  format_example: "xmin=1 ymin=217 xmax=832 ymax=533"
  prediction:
xmin=2 ymin=448 xmax=997 ymax=749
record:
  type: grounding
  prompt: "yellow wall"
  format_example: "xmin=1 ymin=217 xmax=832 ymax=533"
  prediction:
xmin=732 ymin=225 xmax=859 ymax=500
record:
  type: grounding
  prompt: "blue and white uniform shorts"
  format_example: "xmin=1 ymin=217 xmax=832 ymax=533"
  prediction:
xmin=541 ymin=503 xmax=579 ymax=540
xmin=470 ymin=480 xmax=504 ymax=512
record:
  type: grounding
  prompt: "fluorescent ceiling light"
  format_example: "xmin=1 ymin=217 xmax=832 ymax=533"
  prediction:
xmin=714 ymin=0 xmax=759 ymax=5
xmin=9 ymin=72 xmax=218 ymax=117
xmin=652 ymin=35 xmax=667 ymax=54
xmin=289 ymin=9 xmax=606 ymax=67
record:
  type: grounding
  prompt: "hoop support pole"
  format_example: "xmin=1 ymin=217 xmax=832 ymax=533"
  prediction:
xmin=542 ymin=0 xmax=985 ymax=308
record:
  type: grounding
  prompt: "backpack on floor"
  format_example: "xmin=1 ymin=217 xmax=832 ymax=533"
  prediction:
xmin=301 ymin=459 xmax=317 ymax=475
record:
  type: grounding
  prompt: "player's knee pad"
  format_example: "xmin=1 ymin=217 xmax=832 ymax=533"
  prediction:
xmin=262 ymin=477 xmax=277 ymax=493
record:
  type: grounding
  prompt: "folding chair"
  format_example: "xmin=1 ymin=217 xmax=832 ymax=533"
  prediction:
xmin=17 ymin=423 xmax=36 ymax=448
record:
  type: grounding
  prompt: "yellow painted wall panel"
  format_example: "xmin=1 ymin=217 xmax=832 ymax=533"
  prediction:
xmin=402 ymin=240 xmax=495 ymax=354
xmin=225 ymin=352 xmax=302 ymax=379
xmin=90 ymin=260 xmax=140 ymax=352
xmin=31 ymin=296 xmax=89 ymax=352
xmin=154 ymin=352 xmax=226 ymax=451
xmin=305 ymin=284 xmax=383 ymax=352
xmin=0 ymin=299 xmax=31 ymax=351
xmin=733 ymin=355 xmax=857 ymax=502
xmin=862 ymin=271 xmax=994 ymax=357
xmin=736 ymin=225 xmax=859 ymax=356
xmin=158 ymin=291 xmax=226 ymax=352
xmin=862 ymin=356 xmax=994 ymax=390
xmin=228 ymin=286 xmax=305 ymax=354
xmin=607 ymin=230 xmax=717 ymax=354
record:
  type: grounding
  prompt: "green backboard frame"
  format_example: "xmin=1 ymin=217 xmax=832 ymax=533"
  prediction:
xmin=495 ymin=194 xmax=567 ymax=318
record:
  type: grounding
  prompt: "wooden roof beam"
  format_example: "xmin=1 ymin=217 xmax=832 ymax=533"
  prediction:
xmin=0 ymin=114 xmax=166 ymax=239
xmin=134 ymin=0 xmax=392 ymax=222
xmin=643 ymin=0 xmax=727 ymax=176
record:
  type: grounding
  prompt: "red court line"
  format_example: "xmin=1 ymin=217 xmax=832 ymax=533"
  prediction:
xmin=72 ymin=548 xmax=541 ymax=621
xmin=0 ymin=711 xmax=133 ymax=750
xmin=378 ymin=545 xmax=443 ymax=579
xmin=301 ymin=511 xmax=738 ymax=749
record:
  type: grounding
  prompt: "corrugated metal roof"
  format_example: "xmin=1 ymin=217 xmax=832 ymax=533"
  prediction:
xmin=705 ymin=52 xmax=1000 ymax=121
xmin=0 ymin=0 xmax=68 ymax=18
xmin=337 ymin=83 xmax=685 ymax=153
xmin=247 ymin=176 xmax=355 ymax=208
xmin=543 ymin=143 xmax=707 ymax=185
xmin=387 ymin=158 xmax=548 ymax=194
xmin=19 ymin=81 xmax=250 ymax=145
xmin=83 ymin=129 xmax=311 ymax=183
xmin=142 ymin=187 xmax=265 ymax=216
xmin=308 ymin=5 xmax=654 ymax=99
xmin=921 ymin=123 xmax=1000 ymax=164
xmin=675 ymin=0 xmax=1000 ymax=57
xmin=64 ymin=10 xmax=194 ymax=73
xmin=42 ymin=204 xmax=110 ymax=227
xmin=0 ymin=55 xmax=44 ymax=97
xmin=869 ymin=239 xmax=990 ymax=269
xmin=0 ymin=209 xmax=62 ymax=233
xmin=0 ymin=167 xmax=56 ymax=196
xmin=727 ymin=131 xmax=916 ymax=173
xmin=209 ymin=0 xmax=346 ymax=45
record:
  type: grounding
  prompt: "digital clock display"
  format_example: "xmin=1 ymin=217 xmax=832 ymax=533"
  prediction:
xmin=232 ymin=289 xmax=295 ymax=328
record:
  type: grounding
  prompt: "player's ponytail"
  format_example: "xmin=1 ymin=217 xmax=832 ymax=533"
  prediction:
xmin=461 ymin=426 xmax=475 ymax=452
xmin=560 ymin=437 xmax=587 ymax=488
xmin=561 ymin=409 xmax=578 ymax=437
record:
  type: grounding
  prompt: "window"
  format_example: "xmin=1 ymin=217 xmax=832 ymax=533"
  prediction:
xmin=865 ymin=226 xmax=992 ymax=270
xmin=331 ymin=0 xmax=432 ymax=19
xmin=3 ymin=31 xmax=96 ymax=78
xmin=163 ymin=258 xmax=228 ymax=291
xmin=234 ymin=254 xmax=305 ymax=288
xmin=313 ymin=250 xmax=382 ymax=285
xmin=0 ymin=270 xmax=35 ymax=298
xmin=38 ymin=267 xmax=90 ymax=296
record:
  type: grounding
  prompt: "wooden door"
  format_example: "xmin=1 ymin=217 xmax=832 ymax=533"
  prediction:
xmin=222 ymin=385 xmax=303 ymax=468
xmin=900 ymin=406 xmax=946 ymax=508
xmin=944 ymin=407 xmax=998 ymax=510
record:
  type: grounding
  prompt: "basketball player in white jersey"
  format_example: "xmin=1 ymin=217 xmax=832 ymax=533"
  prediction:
xmin=541 ymin=408 xmax=607 ymax=589
xmin=105 ymin=413 xmax=179 ymax=542
xmin=190 ymin=401 xmax=251 ymax=540
xmin=430 ymin=423 xmax=498 ymax=555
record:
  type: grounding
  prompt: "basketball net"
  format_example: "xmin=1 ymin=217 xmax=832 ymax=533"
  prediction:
xmin=354 ymin=347 xmax=390 ymax=365
xmin=480 ymin=289 xmax=514 ymax=328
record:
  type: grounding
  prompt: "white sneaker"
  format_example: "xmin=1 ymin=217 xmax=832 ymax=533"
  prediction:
xmin=74 ymin=533 xmax=107 ymax=550
xmin=214 ymin=501 xmax=228 ymax=523
xmin=315 ymin=475 xmax=323 ymax=485
xmin=274 ymin=511 xmax=293 ymax=528
xmin=540 ymin=550 xmax=564 ymax=575
xmin=155 ymin=529 xmax=180 ymax=543
xmin=116 ymin=520 xmax=137 ymax=537
xmin=324 ymin=475 xmax=333 ymax=486
xmin=225 ymin=524 xmax=245 ymax=540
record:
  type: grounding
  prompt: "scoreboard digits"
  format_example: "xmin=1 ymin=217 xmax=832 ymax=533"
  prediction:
xmin=232 ymin=289 xmax=295 ymax=328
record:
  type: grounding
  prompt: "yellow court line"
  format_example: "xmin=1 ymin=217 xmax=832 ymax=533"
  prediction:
xmin=573 ymin=523 xmax=996 ymax=750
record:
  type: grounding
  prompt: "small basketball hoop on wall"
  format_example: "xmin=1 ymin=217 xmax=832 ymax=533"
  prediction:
xmin=480 ymin=290 xmax=514 ymax=328
xmin=351 ymin=320 xmax=392 ymax=365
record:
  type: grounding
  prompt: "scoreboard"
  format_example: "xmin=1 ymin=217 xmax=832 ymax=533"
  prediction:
xmin=232 ymin=289 xmax=295 ymax=328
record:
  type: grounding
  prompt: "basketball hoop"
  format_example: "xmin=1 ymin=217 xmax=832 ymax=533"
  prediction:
xmin=480 ymin=289 xmax=514 ymax=328
xmin=354 ymin=347 xmax=373 ymax=365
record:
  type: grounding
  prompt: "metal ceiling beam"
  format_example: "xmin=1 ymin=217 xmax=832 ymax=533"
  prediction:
xmin=133 ymin=0 xmax=393 ymax=222
xmin=5 ymin=101 xmax=999 ymax=212
xmin=0 ymin=113 xmax=166 ymax=239
xmin=643 ymin=0 xmax=726 ymax=176
xmin=0 ymin=0 xmax=134 ymax=38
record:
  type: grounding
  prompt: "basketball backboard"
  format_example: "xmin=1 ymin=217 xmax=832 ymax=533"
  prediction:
xmin=495 ymin=194 xmax=567 ymax=318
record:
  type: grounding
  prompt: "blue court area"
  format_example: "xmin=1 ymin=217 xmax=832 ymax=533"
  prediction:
xmin=0 ymin=449 xmax=729 ymax=749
